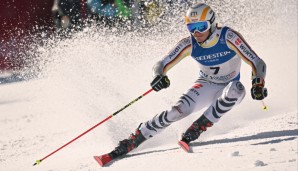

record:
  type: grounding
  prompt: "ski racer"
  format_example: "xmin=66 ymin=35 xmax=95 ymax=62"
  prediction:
xmin=97 ymin=2 xmax=268 ymax=164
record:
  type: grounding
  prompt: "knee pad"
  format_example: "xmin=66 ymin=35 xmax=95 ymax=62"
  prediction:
xmin=223 ymin=81 xmax=246 ymax=105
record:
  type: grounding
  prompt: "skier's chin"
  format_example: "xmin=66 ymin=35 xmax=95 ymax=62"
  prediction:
xmin=195 ymin=37 xmax=207 ymax=43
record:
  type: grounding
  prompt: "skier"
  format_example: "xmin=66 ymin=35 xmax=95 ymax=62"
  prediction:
xmin=95 ymin=2 xmax=268 ymax=165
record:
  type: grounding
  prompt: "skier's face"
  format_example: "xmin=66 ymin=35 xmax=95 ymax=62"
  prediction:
xmin=193 ymin=30 xmax=210 ymax=43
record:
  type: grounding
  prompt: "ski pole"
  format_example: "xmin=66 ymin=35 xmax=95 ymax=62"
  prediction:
xmin=33 ymin=88 xmax=154 ymax=166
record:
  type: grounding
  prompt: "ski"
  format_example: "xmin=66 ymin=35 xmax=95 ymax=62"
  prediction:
xmin=93 ymin=154 xmax=113 ymax=167
xmin=178 ymin=140 xmax=191 ymax=153
xmin=94 ymin=143 xmax=190 ymax=167
xmin=94 ymin=141 xmax=191 ymax=167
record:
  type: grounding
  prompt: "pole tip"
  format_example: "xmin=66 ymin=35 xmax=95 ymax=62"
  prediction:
xmin=261 ymin=100 xmax=268 ymax=111
xmin=33 ymin=160 xmax=42 ymax=166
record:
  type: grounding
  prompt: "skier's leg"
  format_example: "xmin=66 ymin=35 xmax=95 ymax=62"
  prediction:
xmin=139 ymin=81 xmax=223 ymax=139
xmin=109 ymin=91 xmax=201 ymax=158
xmin=108 ymin=81 xmax=221 ymax=158
xmin=181 ymin=81 xmax=246 ymax=144
xmin=204 ymin=80 xmax=246 ymax=123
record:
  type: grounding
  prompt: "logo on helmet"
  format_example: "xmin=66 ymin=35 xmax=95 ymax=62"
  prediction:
xmin=190 ymin=12 xmax=198 ymax=17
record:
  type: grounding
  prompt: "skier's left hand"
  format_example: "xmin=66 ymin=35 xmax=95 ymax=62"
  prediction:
xmin=251 ymin=77 xmax=268 ymax=100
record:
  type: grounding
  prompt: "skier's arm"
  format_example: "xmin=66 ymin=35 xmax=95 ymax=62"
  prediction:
xmin=150 ymin=36 xmax=191 ymax=91
xmin=226 ymin=29 xmax=268 ymax=100
xmin=152 ymin=37 xmax=192 ymax=77
xmin=225 ymin=29 xmax=266 ymax=80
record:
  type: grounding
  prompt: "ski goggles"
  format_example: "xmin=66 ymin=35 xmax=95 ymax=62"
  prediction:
xmin=187 ymin=21 xmax=211 ymax=33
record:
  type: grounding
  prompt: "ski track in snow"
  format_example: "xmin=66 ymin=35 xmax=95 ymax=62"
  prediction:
xmin=0 ymin=0 xmax=297 ymax=170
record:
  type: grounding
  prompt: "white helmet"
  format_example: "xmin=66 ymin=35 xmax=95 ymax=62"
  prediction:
xmin=185 ymin=3 xmax=216 ymax=33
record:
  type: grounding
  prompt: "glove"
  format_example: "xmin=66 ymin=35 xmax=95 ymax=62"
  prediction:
xmin=150 ymin=75 xmax=170 ymax=92
xmin=251 ymin=77 xmax=268 ymax=100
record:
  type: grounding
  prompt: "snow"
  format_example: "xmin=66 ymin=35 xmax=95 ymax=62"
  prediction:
xmin=0 ymin=0 xmax=297 ymax=171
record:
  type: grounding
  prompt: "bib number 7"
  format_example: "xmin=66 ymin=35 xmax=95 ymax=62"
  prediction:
xmin=210 ymin=67 xmax=220 ymax=75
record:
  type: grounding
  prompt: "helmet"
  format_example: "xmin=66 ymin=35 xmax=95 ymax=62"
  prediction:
xmin=185 ymin=3 xmax=216 ymax=33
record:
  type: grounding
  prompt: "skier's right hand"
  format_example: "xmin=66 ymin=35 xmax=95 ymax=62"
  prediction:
xmin=150 ymin=75 xmax=170 ymax=92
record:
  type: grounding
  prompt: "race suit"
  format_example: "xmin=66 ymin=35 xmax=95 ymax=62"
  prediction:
xmin=139 ymin=26 xmax=267 ymax=139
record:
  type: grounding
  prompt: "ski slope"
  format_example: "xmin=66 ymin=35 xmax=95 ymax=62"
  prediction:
xmin=0 ymin=0 xmax=297 ymax=170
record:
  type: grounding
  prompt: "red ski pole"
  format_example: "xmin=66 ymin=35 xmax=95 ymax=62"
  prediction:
xmin=33 ymin=88 xmax=153 ymax=166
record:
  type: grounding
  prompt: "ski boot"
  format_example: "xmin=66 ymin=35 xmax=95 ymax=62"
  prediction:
xmin=109 ymin=127 xmax=146 ymax=159
xmin=178 ymin=115 xmax=213 ymax=152
xmin=95 ymin=124 xmax=146 ymax=166
xmin=94 ymin=126 xmax=146 ymax=166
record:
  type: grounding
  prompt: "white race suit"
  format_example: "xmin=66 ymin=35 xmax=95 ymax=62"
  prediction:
xmin=139 ymin=26 xmax=267 ymax=139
